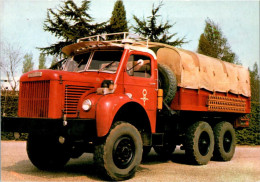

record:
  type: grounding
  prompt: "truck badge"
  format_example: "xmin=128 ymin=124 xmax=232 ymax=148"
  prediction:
xmin=141 ymin=89 xmax=149 ymax=105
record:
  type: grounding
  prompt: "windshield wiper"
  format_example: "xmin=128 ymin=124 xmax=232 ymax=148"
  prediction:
xmin=73 ymin=59 xmax=85 ymax=72
xmin=98 ymin=61 xmax=116 ymax=73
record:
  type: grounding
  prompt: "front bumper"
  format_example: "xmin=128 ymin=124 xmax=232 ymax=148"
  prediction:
xmin=1 ymin=117 xmax=97 ymax=137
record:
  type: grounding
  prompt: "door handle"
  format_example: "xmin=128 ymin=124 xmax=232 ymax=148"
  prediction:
xmin=149 ymin=83 xmax=156 ymax=85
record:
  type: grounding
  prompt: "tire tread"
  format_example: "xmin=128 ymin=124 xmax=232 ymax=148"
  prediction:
xmin=94 ymin=121 xmax=142 ymax=181
xmin=185 ymin=121 xmax=214 ymax=165
xmin=213 ymin=121 xmax=236 ymax=161
xmin=158 ymin=63 xmax=177 ymax=104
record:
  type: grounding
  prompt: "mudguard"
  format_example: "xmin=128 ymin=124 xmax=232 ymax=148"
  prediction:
xmin=95 ymin=94 xmax=148 ymax=137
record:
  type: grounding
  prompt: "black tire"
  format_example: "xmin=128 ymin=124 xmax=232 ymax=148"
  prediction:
xmin=94 ymin=121 xmax=142 ymax=181
xmin=154 ymin=142 xmax=176 ymax=158
xmin=213 ymin=122 xmax=236 ymax=161
xmin=185 ymin=121 xmax=214 ymax=165
xmin=158 ymin=63 xmax=177 ymax=104
xmin=27 ymin=134 xmax=70 ymax=170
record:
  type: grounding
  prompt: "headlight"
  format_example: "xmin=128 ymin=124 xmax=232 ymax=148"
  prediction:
xmin=82 ymin=99 xmax=92 ymax=111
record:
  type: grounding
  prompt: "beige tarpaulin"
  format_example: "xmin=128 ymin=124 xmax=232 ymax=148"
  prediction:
xmin=156 ymin=47 xmax=251 ymax=97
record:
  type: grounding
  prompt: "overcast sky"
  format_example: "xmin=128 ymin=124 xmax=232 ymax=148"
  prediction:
xmin=0 ymin=0 xmax=259 ymax=78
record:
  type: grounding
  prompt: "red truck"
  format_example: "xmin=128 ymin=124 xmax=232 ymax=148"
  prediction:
xmin=2 ymin=32 xmax=251 ymax=181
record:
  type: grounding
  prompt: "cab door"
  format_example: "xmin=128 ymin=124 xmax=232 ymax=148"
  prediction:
xmin=123 ymin=51 xmax=157 ymax=111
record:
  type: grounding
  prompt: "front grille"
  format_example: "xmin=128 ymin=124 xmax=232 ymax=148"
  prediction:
xmin=64 ymin=85 xmax=94 ymax=117
xmin=19 ymin=81 xmax=50 ymax=118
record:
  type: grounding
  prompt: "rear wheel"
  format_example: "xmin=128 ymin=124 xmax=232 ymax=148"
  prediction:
xmin=185 ymin=121 xmax=214 ymax=165
xmin=27 ymin=134 xmax=70 ymax=170
xmin=94 ymin=122 xmax=142 ymax=181
xmin=213 ymin=122 xmax=236 ymax=161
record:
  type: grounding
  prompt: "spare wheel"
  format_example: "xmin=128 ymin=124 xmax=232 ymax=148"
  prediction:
xmin=158 ymin=63 xmax=177 ymax=104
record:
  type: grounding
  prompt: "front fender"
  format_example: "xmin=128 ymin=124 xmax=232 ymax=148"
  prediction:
xmin=96 ymin=94 xmax=137 ymax=137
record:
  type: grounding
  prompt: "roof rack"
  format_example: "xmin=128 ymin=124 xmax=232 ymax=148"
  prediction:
xmin=62 ymin=32 xmax=165 ymax=56
xmin=77 ymin=32 xmax=149 ymax=46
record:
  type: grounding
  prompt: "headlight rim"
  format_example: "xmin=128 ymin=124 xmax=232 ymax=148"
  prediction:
xmin=82 ymin=99 xmax=92 ymax=111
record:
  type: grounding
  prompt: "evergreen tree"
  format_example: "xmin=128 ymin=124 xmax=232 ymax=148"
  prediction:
xmin=132 ymin=2 xmax=186 ymax=46
xmin=22 ymin=53 xmax=34 ymax=73
xmin=50 ymin=56 xmax=58 ymax=68
xmin=39 ymin=0 xmax=107 ymax=56
xmin=109 ymin=0 xmax=128 ymax=33
xmin=249 ymin=62 xmax=260 ymax=103
xmin=198 ymin=18 xmax=238 ymax=64
xmin=234 ymin=63 xmax=260 ymax=145
xmin=236 ymin=101 xmax=260 ymax=145
xmin=38 ymin=53 xmax=47 ymax=69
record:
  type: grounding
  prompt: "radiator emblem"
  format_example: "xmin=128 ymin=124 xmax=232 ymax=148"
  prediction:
xmin=28 ymin=72 xmax=42 ymax=78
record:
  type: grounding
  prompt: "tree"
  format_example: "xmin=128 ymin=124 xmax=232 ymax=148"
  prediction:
xmin=249 ymin=62 xmax=260 ymax=103
xmin=38 ymin=53 xmax=47 ymax=69
xmin=235 ymin=63 xmax=260 ymax=145
xmin=198 ymin=18 xmax=238 ymax=64
xmin=132 ymin=2 xmax=186 ymax=46
xmin=50 ymin=56 xmax=58 ymax=68
xmin=0 ymin=41 xmax=23 ymax=93
xmin=22 ymin=53 xmax=34 ymax=73
xmin=39 ymin=0 xmax=107 ymax=56
xmin=109 ymin=0 xmax=128 ymax=33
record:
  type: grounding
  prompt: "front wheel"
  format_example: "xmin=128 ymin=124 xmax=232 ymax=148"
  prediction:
xmin=213 ymin=122 xmax=236 ymax=161
xmin=94 ymin=121 xmax=142 ymax=181
xmin=27 ymin=134 xmax=70 ymax=170
xmin=185 ymin=121 xmax=214 ymax=165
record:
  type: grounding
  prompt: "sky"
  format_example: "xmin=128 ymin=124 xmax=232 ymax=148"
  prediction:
xmin=0 ymin=0 xmax=259 ymax=80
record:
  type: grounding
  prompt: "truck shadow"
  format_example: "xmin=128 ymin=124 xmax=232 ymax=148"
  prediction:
xmin=2 ymin=154 xmax=103 ymax=181
xmin=142 ymin=148 xmax=190 ymax=165
xmin=2 ymin=149 xmax=191 ymax=181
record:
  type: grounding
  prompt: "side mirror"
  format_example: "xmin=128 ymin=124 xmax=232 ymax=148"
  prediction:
xmin=137 ymin=59 xmax=144 ymax=66
xmin=126 ymin=59 xmax=144 ymax=72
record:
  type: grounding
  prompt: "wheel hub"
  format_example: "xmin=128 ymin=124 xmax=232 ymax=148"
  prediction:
xmin=113 ymin=136 xmax=135 ymax=169
xmin=198 ymin=131 xmax=210 ymax=156
xmin=223 ymin=131 xmax=232 ymax=153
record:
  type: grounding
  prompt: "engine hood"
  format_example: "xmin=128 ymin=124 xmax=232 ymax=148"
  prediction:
xmin=20 ymin=69 xmax=116 ymax=84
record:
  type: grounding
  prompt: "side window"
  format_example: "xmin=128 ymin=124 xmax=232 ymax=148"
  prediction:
xmin=126 ymin=54 xmax=151 ymax=78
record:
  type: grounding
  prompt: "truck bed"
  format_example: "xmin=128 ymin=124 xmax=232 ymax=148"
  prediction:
xmin=171 ymin=87 xmax=251 ymax=114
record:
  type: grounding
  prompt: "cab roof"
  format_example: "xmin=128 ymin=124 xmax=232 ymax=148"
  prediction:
xmin=61 ymin=40 xmax=157 ymax=59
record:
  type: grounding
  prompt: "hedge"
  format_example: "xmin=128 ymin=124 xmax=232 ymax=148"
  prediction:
xmin=1 ymin=95 xmax=28 ymax=140
xmin=236 ymin=102 xmax=260 ymax=145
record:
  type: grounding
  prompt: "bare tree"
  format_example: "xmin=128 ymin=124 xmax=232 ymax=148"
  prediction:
xmin=0 ymin=41 xmax=23 ymax=94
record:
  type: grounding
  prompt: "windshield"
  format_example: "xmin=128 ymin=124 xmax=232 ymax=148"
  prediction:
xmin=64 ymin=50 xmax=123 ymax=73
xmin=88 ymin=50 xmax=123 ymax=72
xmin=65 ymin=52 xmax=91 ymax=72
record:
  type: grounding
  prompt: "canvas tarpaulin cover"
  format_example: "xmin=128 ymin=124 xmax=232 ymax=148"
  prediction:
xmin=156 ymin=47 xmax=251 ymax=97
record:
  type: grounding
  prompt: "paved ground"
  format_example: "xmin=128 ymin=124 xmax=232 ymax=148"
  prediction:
xmin=1 ymin=141 xmax=260 ymax=182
